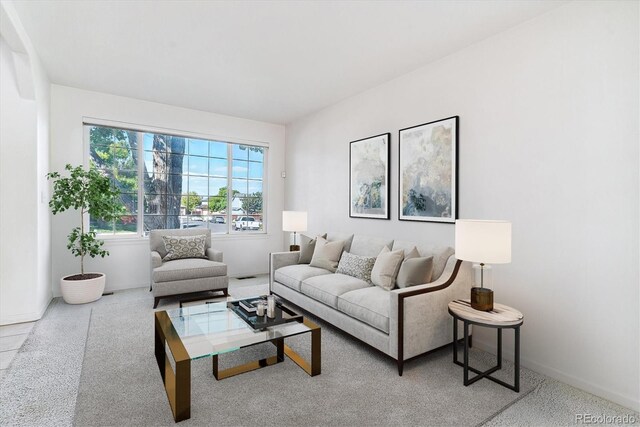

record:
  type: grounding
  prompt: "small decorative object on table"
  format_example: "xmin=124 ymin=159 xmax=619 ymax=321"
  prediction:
xmin=455 ymin=219 xmax=512 ymax=311
xmin=448 ymin=299 xmax=523 ymax=392
xmin=266 ymin=295 xmax=276 ymax=318
xmin=256 ymin=302 xmax=266 ymax=316
xmin=283 ymin=211 xmax=307 ymax=251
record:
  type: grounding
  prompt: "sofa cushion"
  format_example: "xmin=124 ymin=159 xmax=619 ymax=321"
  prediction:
xmin=337 ymin=286 xmax=390 ymax=334
xmin=349 ymin=235 xmax=394 ymax=257
xmin=301 ymin=274 xmax=371 ymax=309
xmin=326 ymin=232 xmax=354 ymax=253
xmin=392 ymin=240 xmax=454 ymax=281
xmin=310 ymin=237 xmax=345 ymax=272
xmin=298 ymin=233 xmax=327 ymax=264
xmin=396 ymin=256 xmax=434 ymax=288
xmin=274 ymin=264 xmax=331 ymax=292
xmin=336 ymin=252 xmax=376 ymax=283
xmin=371 ymin=247 xmax=404 ymax=290
xmin=162 ymin=234 xmax=207 ymax=261
xmin=153 ymin=258 xmax=227 ymax=283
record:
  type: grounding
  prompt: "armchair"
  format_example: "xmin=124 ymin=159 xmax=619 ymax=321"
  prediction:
xmin=149 ymin=228 xmax=229 ymax=308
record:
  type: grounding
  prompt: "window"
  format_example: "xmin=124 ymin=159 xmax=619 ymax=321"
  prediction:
xmin=87 ymin=124 xmax=266 ymax=236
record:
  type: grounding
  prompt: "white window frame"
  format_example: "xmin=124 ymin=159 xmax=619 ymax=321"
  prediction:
xmin=83 ymin=117 xmax=269 ymax=238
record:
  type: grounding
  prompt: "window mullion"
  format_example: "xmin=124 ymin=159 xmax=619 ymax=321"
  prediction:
xmin=227 ymin=144 xmax=232 ymax=234
xmin=137 ymin=131 xmax=144 ymax=236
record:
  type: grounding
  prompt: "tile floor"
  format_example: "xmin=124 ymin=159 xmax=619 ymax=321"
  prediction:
xmin=0 ymin=321 xmax=36 ymax=379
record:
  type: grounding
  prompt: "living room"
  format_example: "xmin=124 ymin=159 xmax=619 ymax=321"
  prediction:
xmin=1 ymin=0 xmax=638 ymax=425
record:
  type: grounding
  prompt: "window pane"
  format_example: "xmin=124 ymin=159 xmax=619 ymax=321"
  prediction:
xmin=210 ymin=141 xmax=227 ymax=158
xmin=208 ymin=178 xmax=227 ymax=197
xmin=248 ymin=147 xmax=264 ymax=162
xmin=144 ymin=194 xmax=165 ymax=214
xmin=118 ymin=193 xmax=138 ymax=214
xmin=232 ymin=160 xmax=249 ymax=179
xmin=90 ymin=217 xmax=112 ymax=234
xmin=115 ymin=216 xmax=137 ymax=234
xmin=232 ymin=144 xmax=249 ymax=161
xmin=187 ymin=156 xmax=208 ymax=176
xmin=247 ymin=180 xmax=263 ymax=195
xmin=188 ymin=176 xmax=208 ymax=196
xmin=207 ymin=196 xmax=226 ymax=214
xmin=248 ymin=162 xmax=263 ymax=179
xmin=232 ymin=178 xmax=248 ymax=196
xmin=168 ymin=153 xmax=187 ymax=174
xmin=189 ymin=139 xmax=208 ymax=156
xmin=143 ymin=133 xmax=153 ymax=151
xmin=209 ymin=158 xmax=227 ymax=177
xmin=240 ymin=197 xmax=263 ymax=216
xmin=182 ymin=193 xmax=203 ymax=215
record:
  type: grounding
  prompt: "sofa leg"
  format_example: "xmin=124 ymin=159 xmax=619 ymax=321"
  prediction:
xmin=153 ymin=297 xmax=160 ymax=309
xmin=222 ymin=288 xmax=228 ymax=297
xmin=149 ymin=283 xmax=152 ymax=292
xmin=397 ymin=360 xmax=404 ymax=376
xmin=468 ymin=334 xmax=473 ymax=348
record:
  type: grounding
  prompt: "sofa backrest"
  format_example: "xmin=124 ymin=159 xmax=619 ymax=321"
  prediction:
xmin=349 ymin=235 xmax=394 ymax=257
xmin=326 ymin=232 xmax=355 ymax=253
xmin=392 ymin=240 xmax=455 ymax=281
xmin=150 ymin=228 xmax=212 ymax=258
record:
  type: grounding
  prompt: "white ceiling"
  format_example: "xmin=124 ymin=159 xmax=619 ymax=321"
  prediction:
xmin=12 ymin=0 xmax=563 ymax=125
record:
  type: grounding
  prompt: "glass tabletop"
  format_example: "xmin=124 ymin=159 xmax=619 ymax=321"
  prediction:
xmin=165 ymin=301 xmax=311 ymax=360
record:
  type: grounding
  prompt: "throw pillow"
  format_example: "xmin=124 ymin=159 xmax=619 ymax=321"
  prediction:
xmin=162 ymin=234 xmax=207 ymax=261
xmin=370 ymin=246 xmax=404 ymax=290
xmin=298 ymin=233 xmax=327 ymax=264
xmin=403 ymin=246 xmax=420 ymax=260
xmin=309 ymin=236 xmax=345 ymax=273
xmin=396 ymin=256 xmax=434 ymax=288
xmin=336 ymin=252 xmax=376 ymax=283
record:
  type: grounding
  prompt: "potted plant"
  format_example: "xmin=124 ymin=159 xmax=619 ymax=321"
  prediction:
xmin=47 ymin=164 xmax=124 ymax=304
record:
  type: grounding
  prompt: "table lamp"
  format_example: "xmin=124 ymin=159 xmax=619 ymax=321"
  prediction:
xmin=282 ymin=211 xmax=307 ymax=251
xmin=455 ymin=219 xmax=511 ymax=311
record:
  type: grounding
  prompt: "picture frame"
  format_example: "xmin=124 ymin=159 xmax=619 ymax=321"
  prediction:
xmin=349 ymin=133 xmax=390 ymax=220
xmin=398 ymin=116 xmax=458 ymax=223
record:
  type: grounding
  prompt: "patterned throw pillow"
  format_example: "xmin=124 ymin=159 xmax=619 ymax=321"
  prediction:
xmin=162 ymin=234 xmax=207 ymax=261
xmin=336 ymin=252 xmax=377 ymax=283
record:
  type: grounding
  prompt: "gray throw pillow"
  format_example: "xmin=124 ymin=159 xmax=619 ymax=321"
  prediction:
xmin=309 ymin=237 xmax=345 ymax=273
xmin=162 ymin=234 xmax=207 ymax=261
xmin=336 ymin=252 xmax=376 ymax=283
xmin=298 ymin=233 xmax=327 ymax=264
xmin=396 ymin=256 xmax=434 ymax=288
xmin=370 ymin=246 xmax=404 ymax=290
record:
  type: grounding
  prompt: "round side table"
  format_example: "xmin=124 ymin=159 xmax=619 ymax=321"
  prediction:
xmin=448 ymin=299 xmax=524 ymax=392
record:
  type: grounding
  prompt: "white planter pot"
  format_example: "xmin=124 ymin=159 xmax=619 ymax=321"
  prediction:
xmin=60 ymin=273 xmax=106 ymax=304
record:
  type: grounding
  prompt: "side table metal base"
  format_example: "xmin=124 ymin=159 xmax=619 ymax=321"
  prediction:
xmin=452 ymin=317 xmax=520 ymax=392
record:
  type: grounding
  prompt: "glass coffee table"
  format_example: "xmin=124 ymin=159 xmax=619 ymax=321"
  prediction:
xmin=154 ymin=299 xmax=321 ymax=422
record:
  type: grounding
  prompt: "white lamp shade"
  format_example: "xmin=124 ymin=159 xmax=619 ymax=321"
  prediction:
xmin=455 ymin=220 xmax=511 ymax=264
xmin=282 ymin=211 xmax=307 ymax=232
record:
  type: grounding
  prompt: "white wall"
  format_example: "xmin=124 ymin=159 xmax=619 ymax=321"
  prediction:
xmin=49 ymin=85 xmax=286 ymax=296
xmin=285 ymin=1 xmax=639 ymax=411
xmin=0 ymin=2 xmax=51 ymax=325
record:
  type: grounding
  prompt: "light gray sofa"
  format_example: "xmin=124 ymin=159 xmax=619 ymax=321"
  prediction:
xmin=150 ymin=229 xmax=229 ymax=308
xmin=270 ymin=232 xmax=472 ymax=375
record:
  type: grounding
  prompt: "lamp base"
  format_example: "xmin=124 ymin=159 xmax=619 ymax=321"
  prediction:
xmin=289 ymin=244 xmax=300 ymax=252
xmin=471 ymin=287 xmax=493 ymax=311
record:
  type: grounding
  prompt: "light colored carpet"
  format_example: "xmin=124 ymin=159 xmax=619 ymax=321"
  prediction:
xmin=72 ymin=285 xmax=542 ymax=426
xmin=1 ymin=281 xmax=637 ymax=426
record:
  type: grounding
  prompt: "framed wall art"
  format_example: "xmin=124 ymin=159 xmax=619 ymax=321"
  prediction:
xmin=349 ymin=133 xmax=390 ymax=220
xmin=398 ymin=116 xmax=458 ymax=223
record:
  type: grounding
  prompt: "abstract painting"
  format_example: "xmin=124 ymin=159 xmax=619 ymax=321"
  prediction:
xmin=399 ymin=116 xmax=458 ymax=223
xmin=350 ymin=133 xmax=390 ymax=219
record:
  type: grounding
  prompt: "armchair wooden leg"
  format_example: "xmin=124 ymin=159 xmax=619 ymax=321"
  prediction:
xmin=397 ymin=359 xmax=404 ymax=376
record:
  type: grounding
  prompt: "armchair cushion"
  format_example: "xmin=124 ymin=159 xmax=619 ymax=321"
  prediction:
xmin=162 ymin=234 xmax=207 ymax=261
xmin=153 ymin=258 xmax=227 ymax=283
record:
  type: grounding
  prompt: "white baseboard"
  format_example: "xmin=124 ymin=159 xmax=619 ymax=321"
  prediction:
xmin=473 ymin=338 xmax=640 ymax=412
xmin=0 ymin=297 xmax=51 ymax=325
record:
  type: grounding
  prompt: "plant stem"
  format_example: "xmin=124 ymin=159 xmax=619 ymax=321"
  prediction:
xmin=80 ymin=209 xmax=85 ymax=276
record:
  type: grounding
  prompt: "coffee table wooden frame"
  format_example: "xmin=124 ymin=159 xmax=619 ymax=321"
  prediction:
xmin=154 ymin=310 xmax=321 ymax=422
